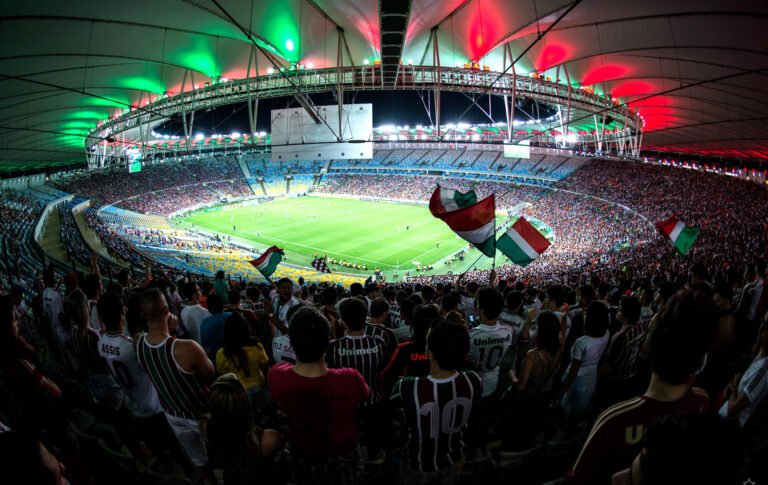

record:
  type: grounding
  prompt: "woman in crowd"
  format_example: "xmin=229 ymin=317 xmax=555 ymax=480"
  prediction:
xmin=205 ymin=373 xmax=283 ymax=484
xmin=65 ymin=289 xmax=122 ymax=410
xmin=216 ymin=313 xmax=270 ymax=408
xmin=501 ymin=311 xmax=561 ymax=450
xmin=554 ymin=301 xmax=610 ymax=428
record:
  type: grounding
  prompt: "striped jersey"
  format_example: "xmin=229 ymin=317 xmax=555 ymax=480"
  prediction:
xmin=327 ymin=334 xmax=386 ymax=406
xmin=391 ymin=371 xmax=482 ymax=472
xmin=98 ymin=332 xmax=162 ymax=417
xmin=467 ymin=323 xmax=514 ymax=396
xmin=388 ymin=303 xmax=401 ymax=328
xmin=604 ymin=325 xmax=646 ymax=380
xmin=365 ymin=323 xmax=398 ymax=359
xmin=568 ymin=389 xmax=710 ymax=484
xmin=136 ymin=334 xmax=209 ymax=420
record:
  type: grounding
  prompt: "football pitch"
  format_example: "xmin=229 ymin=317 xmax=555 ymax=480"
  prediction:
xmin=178 ymin=196 xmax=470 ymax=272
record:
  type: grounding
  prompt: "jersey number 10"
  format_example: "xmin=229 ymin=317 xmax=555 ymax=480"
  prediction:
xmin=419 ymin=398 xmax=472 ymax=439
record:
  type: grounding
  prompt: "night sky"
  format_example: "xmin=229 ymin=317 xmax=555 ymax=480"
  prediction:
xmin=154 ymin=91 xmax=555 ymax=137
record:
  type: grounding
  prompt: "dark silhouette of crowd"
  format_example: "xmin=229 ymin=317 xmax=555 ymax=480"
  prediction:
xmin=1 ymin=157 xmax=767 ymax=485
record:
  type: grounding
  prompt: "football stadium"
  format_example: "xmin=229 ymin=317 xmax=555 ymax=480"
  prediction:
xmin=1 ymin=1 xmax=767 ymax=484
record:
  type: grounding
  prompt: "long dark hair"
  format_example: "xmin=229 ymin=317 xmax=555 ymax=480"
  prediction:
xmin=535 ymin=311 xmax=561 ymax=355
xmin=206 ymin=374 xmax=257 ymax=476
xmin=222 ymin=313 xmax=254 ymax=377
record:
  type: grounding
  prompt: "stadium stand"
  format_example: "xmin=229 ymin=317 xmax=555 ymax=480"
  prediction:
xmin=2 ymin=154 xmax=767 ymax=485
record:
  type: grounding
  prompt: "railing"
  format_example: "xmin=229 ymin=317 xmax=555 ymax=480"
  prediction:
xmin=88 ymin=65 xmax=641 ymax=147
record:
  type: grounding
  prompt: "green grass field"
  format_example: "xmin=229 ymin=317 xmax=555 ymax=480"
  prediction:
xmin=178 ymin=196 xmax=470 ymax=272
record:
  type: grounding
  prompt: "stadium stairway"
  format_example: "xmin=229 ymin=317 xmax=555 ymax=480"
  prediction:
xmin=73 ymin=204 xmax=126 ymax=266
xmin=237 ymin=155 xmax=260 ymax=196
xmin=37 ymin=201 xmax=70 ymax=263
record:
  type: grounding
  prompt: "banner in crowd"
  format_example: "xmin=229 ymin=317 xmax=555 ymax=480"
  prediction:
xmin=657 ymin=214 xmax=699 ymax=256
xmin=496 ymin=216 xmax=551 ymax=266
xmin=312 ymin=257 xmax=332 ymax=273
xmin=429 ymin=186 xmax=496 ymax=258
xmin=250 ymin=246 xmax=284 ymax=279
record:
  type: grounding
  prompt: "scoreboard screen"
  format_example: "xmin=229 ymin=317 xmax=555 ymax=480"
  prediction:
xmin=504 ymin=140 xmax=530 ymax=159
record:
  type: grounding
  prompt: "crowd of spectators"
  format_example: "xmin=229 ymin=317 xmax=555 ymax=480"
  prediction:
xmin=2 ymin=255 xmax=765 ymax=484
xmin=58 ymin=199 xmax=94 ymax=268
xmin=83 ymin=208 xmax=146 ymax=268
xmin=316 ymin=173 xmax=546 ymax=210
xmin=119 ymin=180 xmax=253 ymax=216
xmin=54 ymin=156 xmax=245 ymax=207
xmin=3 ymin=157 xmax=768 ymax=484
xmin=0 ymin=191 xmax=47 ymax=298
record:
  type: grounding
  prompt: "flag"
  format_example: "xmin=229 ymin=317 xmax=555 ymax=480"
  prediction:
xmin=429 ymin=186 xmax=496 ymax=258
xmin=496 ymin=217 xmax=551 ymax=266
xmin=429 ymin=185 xmax=478 ymax=215
xmin=312 ymin=257 xmax=331 ymax=273
xmin=657 ymin=215 xmax=699 ymax=256
xmin=249 ymin=246 xmax=284 ymax=279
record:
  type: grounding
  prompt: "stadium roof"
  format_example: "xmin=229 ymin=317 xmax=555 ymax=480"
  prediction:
xmin=1 ymin=0 xmax=767 ymax=171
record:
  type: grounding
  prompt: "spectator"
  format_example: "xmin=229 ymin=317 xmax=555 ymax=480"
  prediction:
xmin=609 ymin=414 xmax=744 ymax=485
xmin=268 ymin=306 xmax=370 ymax=484
xmin=366 ymin=297 xmax=398 ymax=359
xmin=216 ymin=313 xmax=269 ymax=407
xmin=228 ymin=288 xmax=263 ymax=340
xmin=497 ymin=290 xmax=525 ymax=343
xmin=136 ymin=288 xmax=214 ymax=476
xmin=392 ymin=297 xmax=417 ymax=342
xmin=382 ymin=303 xmax=439 ymax=392
xmin=82 ymin=257 xmax=103 ymax=332
xmin=1 ymin=294 xmax=62 ymax=403
xmin=555 ymin=301 xmax=610 ymax=428
xmin=66 ymin=289 xmax=122 ymax=410
xmin=391 ymin=319 xmax=482 ymax=484
xmin=318 ymin=286 xmax=342 ymax=339
xmin=200 ymin=294 xmax=231 ymax=363
xmin=502 ymin=311 xmax=561 ymax=450
xmin=205 ymin=373 xmax=283 ymax=484
xmin=468 ymin=287 xmax=513 ymax=397
xmin=568 ymin=289 xmax=718 ymax=484
xmin=330 ymin=297 xmax=388 ymax=457
xmin=270 ymin=278 xmax=299 ymax=338
xmin=213 ymin=270 xmax=229 ymax=304
xmin=41 ymin=267 xmax=72 ymax=369
xmin=180 ymin=282 xmax=211 ymax=342
xmin=598 ymin=296 xmax=646 ymax=407
xmin=719 ymin=317 xmax=768 ymax=426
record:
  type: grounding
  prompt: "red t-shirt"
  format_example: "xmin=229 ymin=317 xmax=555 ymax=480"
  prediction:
xmin=567 ymin=388 xmax=710 ymax=485
xmin=268 ymin=363 xmax=371 ymax=458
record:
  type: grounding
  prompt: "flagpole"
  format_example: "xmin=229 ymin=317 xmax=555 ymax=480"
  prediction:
xmin=456 ymin=252 xmax=486 ymax=283
xmin=492 ymin=194 xmax=497 ymax=270
xmin=456 ymin=195 xmax=510 ymax=282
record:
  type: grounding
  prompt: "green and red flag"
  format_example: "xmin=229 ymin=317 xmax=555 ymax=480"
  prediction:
xmin=429 ymin=186 xmax=496 ymax=257
xmin=429 ymin=185 xmax=478 ymax=214
xmin=657 ymin=214 xmax=699 ymax=256
xmin=496 ymin=217 xmax=551 ymax=266
xmin=250 ymin=246 xmax=284 ymax=279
